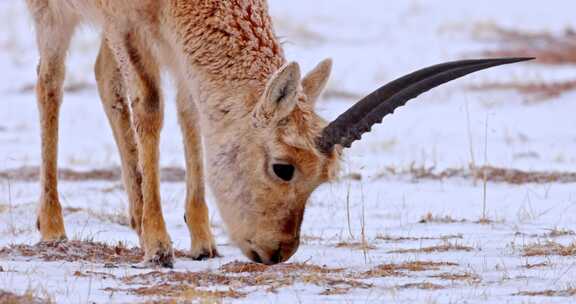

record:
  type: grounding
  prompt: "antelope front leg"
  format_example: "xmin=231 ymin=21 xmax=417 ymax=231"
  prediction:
xmin=133 ymin=99 xmax=173 ymax=267
xmin=31 ymin=13 xmax=77 ymax=242
xmin=106 ymin=31 xmax=173 ymax=267
xmin=176 ymin=88 xmax=218 ymax=260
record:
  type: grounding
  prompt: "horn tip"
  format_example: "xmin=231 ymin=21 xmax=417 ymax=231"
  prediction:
xmin=489 ymin=57 xmax=536 ymax=64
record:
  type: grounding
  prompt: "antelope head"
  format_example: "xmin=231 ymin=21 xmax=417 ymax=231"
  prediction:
xmin=207 ymin=57 xmax=532 ymax=265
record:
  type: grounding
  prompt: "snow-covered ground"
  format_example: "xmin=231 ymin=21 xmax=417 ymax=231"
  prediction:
xmin=2 ymin=0 xmax=576 ymax=303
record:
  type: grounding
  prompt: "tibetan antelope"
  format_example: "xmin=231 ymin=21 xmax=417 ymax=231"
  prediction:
xmin=26 ymin=0 xmax=530 ymax=266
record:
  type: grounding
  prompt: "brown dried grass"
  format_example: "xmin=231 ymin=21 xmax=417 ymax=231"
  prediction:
xmin=469 ymin=81 xmax=576 ymax=103
xmin=469 ymin=24 xmax=576 ymax=102
xmin=473 ymin=23 xmax=576 ymax=65
xmin=547 ymin=228 xmax=576 ymax=238
xmin=120 ymin=264 xmax=371 ymax=297
xmin=388 ymin=243 xmax=474 ymax=254
xmin=523 ymin=242 xmax=576 ymax=257
xmin=375 ymin=165 xmax=576 ymax=185
xmin=219 ymin=261 xmax=343 ymax=274
xmin=105 ymin=284 xmax=246 ymax=301
xmin=3 ymin=165 xmax=576 ymax=185
xmin=361 ymin=261 xmax=458 ymax=278
xmin=515 ymin=288 xmax=576 ymax=297
xmin=0 ymin=240 xmax=192 ymax=265
xmin=429 ymin=272 xmax=481 ymax=283
xmin=376 ymin=234 xmax=463 ymax=242
xmin=0 ymin=166 xmax=185 ymax=183
xmin=0 ymin=290 xmax=49 ymax=304
xmin=419 ymin=213 xmax=467 ymax=224
xmin=334 ymin=241 xmax=377 ymax=251
xmin=522 ymin=262 xmax=550 ymax=269
xmin=398 ymin=282 xmax=445 ymax=290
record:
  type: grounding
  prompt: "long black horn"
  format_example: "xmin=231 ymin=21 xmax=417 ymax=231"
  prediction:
xmin=316 ymin=58 xmax=533 ymax=153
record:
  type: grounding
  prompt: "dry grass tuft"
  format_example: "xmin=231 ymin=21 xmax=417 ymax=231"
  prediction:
xmin=361 ymin=261 xmax=458 ymax=278
xmin=73 ymin=270 xmax=117 ymax=280
xmin=322 ymin=88 xmax=363 ymax=101
xmin=388 ymin=242 xmax=474 ymax=254
xmin=469 ymin=81 xmax=576 ymax=103
xmin=469 ymin=24 xmax=576 ymax=102
xmin=0 ymin=290 xmax=48 ymax=304
xmin=319 ymin=287 xmax=353 ymax=296
xmin=0 ymin=240 xmax=192 ymax=265
xmin=522 ymin=262 xmax=550 ymax=269
xmin=466 ymin=166 xmax=576 ymax=184
xmin=523 ymin=242 xmax=576 ymax=257
xmin=301 ymin=235 xmax=324 ymax=243
xmin=105 ymin=284 xmax=246 ymax=301
xmin=334 ymin=241 xmax=377 ymax=251
xmin=514 ymin=288 xmax=576 ymax=297
xmin=473 ymin=23 xmax=576 ymax=65
xmin=220 ymin=262 xmax=270 ymax=273
xmin=0 ymin=166 xmax=186 ymax=183
xmin=419 ymin=213 xmax=467 ymax=224
xmin=376 ymin=165 xmax=576 ymax=185
xmin=376 ymin=234 xmax=463 ymax=243
xmin=430 ymin=272 xmax=481 ymax=283
xmin=87 ymin=209 xmax=130 ymax=227
xmin=546 ymin=228 xmax=576 ymax=238
xmin=220 ymin=261 xmax=343 ymax=274
xmin=120 ymin=262 xmax=369 ymax=298
xmin=398 ymin=282 xmax=446 ymax=290
xmin=4 ymin=165 xmax=576 ymax=185
xmin=0 ymin=241 xmax=143 ymax=264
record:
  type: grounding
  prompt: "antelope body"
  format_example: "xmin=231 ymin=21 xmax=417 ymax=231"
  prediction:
xmin=26 ymin=0 xmax=528 ymax=266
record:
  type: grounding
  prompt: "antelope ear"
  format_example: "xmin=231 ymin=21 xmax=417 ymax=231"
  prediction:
xmin=254 ymin=62 xmax=301 ymax=126
xmin=302 ymin=58 xmax=332 ymax=106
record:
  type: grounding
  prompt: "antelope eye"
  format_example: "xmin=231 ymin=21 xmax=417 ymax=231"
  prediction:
xmin=272 ymin=164 xmax=295 ymax=182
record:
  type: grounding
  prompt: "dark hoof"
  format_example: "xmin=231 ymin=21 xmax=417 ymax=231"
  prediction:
xmin=191 ymin=246 xmax=220 ymax=261
xmin=145 ymin=247 xmax=174 ymax=268
xmin=38 ymin=235 xmax=68 ymax=245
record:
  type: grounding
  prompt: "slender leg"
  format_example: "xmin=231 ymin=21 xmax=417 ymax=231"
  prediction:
xmin=105 ymin=30 xmax=173 ymax=267
xmin=176 ymin=86 xmax=218 ymax=260
xmin=30 ymin=8 xmax=77 ymax=242
xmin=95 ymin=39 xmax=144 ymax=245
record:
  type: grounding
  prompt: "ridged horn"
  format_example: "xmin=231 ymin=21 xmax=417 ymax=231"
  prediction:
xmin=316 ymin=57 xmax=534 ymax=154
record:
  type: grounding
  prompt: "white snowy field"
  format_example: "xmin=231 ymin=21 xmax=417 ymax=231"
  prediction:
xmin=2 ymin=0 xmax=576 ymax=303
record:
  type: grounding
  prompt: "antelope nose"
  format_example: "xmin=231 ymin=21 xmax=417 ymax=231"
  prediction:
xmin=249 ymin=239 xmax=300 ymax=265
xmin=268 ymin=246 xmax=284 ymax=265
